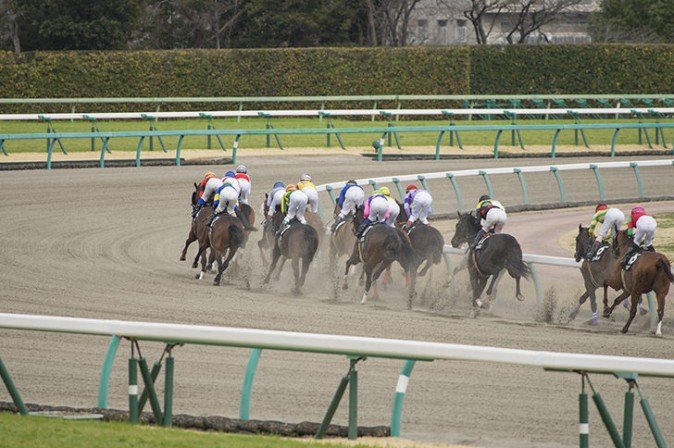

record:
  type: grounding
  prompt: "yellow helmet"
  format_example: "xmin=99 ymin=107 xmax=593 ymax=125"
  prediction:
xmin=285 ymin=184 xmax=297 ymax=192
xmin=378 ymin=186 xmax=391 ymax=197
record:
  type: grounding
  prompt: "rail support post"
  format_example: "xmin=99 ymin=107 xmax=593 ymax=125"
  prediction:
xmin=504 ymin=111 xmax=525 ymax=150
xmin=138 ymin=357 xmax=163 ymax=424
xmin=445 ymin=173 xmax=464 ymax=211
xmin=325 ymin=185 xmax=337 ymax=206
xmin=513 ymin=168 xmax=529 ymax=205
xmin=390 ymin=360 xmax=416 ymax=437
xmin=135 ymin=136 xmax=146 ymax=168
xmin=479 ymin=170 xmax=494 ymax=197
xmin=391 ymin=178 xmax=404 ymax=202
xmin=550 ymin=167 xmax=566 ymax=204
xmin=128 ymin=356 xmax=139 ymax=424
xmin=588 ymin=376 xmax=625 ymax=448
xmin=0 ymin=355 xmax=29 ymax=415
xmin=568 ymin=111 xmax=590 ymax=148
xmin=493 ymin=130 xmax=503 ymax=159
xmin=638 ymin=385 xmax=667 ymax=448
xmin=240 ymin=348 xmax=262 ymax=420
xmin=98 ymin=335 xmax=121 ymax=409
xmin=629 ymin=162 xmax=644 ymax=199
xmin=380 ymin=112 xmax=401 ymax=149
xmin=441 ymin=111 xmax=463 ymax=150
xmin=550 ymin=129 xmax=562 ymax=158
xmin=589 ymin=164 xmax=605 ymax=201
xmin=163 ymin=354 xmax=175 ymax=427
xmin=610 ymin=128 xmax=621 ymax=157
xmin=579 ymin=374 xmax=589 ymax=448
xmin=231 ymin=134 xmax=241 ymax=165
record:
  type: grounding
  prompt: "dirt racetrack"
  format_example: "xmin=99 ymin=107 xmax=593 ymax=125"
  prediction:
xmin=1 ymin=154 xmax=674 ymax=447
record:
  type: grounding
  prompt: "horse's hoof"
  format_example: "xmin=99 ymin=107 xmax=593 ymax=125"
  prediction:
xmin=475 ymin=298 xmax=484 ymax=309
xmin=197 ymin=271 xmax=204 ymax=280
xmin=516 ymin=294 xmax=525 ymax=302
xmin=292 ymin=287 xmax=302 ymax=295
xmin=360 ymin=293 xmax=367 ymax=304
xmin=568 ymin=307 xmax=580 ymax=322
xmin=191 ymin=262 xmax=198 ymax=269
xmin=180 ymin=256 xmax=186 ymax=261
xmin=244 ymin=279 xmax=251 ymax=290
xmin=602 ymin=307 xmax=611 ymax=318
xmin=621 ymin=328 xmax=629 ymax=334
xmin=469 ymin=309 xmax=479 ymax=319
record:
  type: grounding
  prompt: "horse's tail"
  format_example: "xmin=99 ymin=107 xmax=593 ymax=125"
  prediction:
xmin=505 ymin=242 xmax=530 ymax=280
xmin=657 ymin=258 xmax=674 ymax=283
xmin=229 ymin=224 xmax=244 ymax=248
xmin=430 ymin=230 xmax=444 ymax=265
xmin=302 ymin=225 xmax=319 ymax=262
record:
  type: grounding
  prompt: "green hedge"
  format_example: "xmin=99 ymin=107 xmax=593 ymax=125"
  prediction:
xmin=470 ymin=44 xmax=674 ymax=94
xmin=0 ymin=45 xmax=672 ymax=113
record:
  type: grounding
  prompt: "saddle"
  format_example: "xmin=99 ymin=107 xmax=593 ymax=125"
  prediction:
xmin=621 ymin=251 xmax=642 ymax=271
xmin=589 ymin=242 xmax=610 ymax=262
xmin=359 ymin=222 xmax=381 ymax=243
xmin=334 ymin=220 xmax=347 ymax=233
xmin=474 ymin=233 xmax=492 ymax=251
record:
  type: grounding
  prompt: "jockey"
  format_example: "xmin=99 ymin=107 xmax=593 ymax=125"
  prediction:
xmin=234 ymin=165 xmax=251 ymax=205
xmin=379 ymin=187 xmax=400 ymax=227
xmin=587 ymin=203 xmax=625 ymax=259
xmin=356 ymin=190 xmax=389 ymax=237
xmin=209 ymin=171 xmax=241 ymax=227
xmin=331 ymin=180 xmax=365 ymax=232
xmin=280 ymin=184 xmax=309 ymax=232
xmin=297 ymin=173 xmax=319 ymax=213
xmin=473 ymin=194 xmax=507 ymax=247
xmin=192 ymin=172 xmax=221 ymax=218
xmin=403 ymin=184 xmax=433 ymax=228
xmin=266 ymin=181 xmax=286 ymax=219
xmin=624 ymin=205 xmax=657 ymax=259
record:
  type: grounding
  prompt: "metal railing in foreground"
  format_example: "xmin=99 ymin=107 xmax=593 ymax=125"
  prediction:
xmin=0 ymin=313 xmax=670 ymax=446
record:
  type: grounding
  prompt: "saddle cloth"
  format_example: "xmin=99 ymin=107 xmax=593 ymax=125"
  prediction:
xmin=622 ymin=251 xmax=641 ymax=271
xmin=590 ymin=242 xmax=610 ymax=262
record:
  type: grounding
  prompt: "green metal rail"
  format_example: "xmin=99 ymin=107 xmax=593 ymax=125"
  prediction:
xmin=1 ymin=122 xmax=673 ymax=169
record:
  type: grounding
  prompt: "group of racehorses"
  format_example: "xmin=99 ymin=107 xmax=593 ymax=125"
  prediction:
xmin=179 ymin=180 xmax=672 ymax=335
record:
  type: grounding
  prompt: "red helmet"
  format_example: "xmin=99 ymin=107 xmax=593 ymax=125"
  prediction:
xmin=406 ymin=184 xmax=418 ymax=193
xmin=631 ymin=206 xmax=645 ymax=215
xmin=595 ymin=203 xmax=608 ymax=212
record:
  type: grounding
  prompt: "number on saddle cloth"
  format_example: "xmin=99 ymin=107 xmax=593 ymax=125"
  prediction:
xmin=589 ymin=242 xmax=609 ymax=262
xmin=622 ymin=251 xmax=641 ymax=271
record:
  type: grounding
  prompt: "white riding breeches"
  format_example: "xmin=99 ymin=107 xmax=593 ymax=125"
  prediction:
xmin=338 ymin=188 xmax=365 ymax=219
xmin=409 ymin=190 xmax=432 ymax=224
xmin=301 ymin=187 xmax=319 ymax=213
xmin=286 ymin=190 xmax=308 ymax=224
xmin=200 ymin=177 xmax=223 ymax=203
xmin=634 ymin=215 xmax=657 ymax=248
xmin=597 ymin=208 xmax=625 ymax=242
xmin=237 ymin=179 xmax=251 ymax=205
xmin=481 ymin=207 xmax=507 ymax=233
xmin=368 ymin=196 xmax=389 ymax=223
xmin=386 ymin=198 xmax=400 ymax=227
xmin=267 ymin=190 xmax=285 ymax=217
xmin=215 ymin=186 xmax=239 ymax=214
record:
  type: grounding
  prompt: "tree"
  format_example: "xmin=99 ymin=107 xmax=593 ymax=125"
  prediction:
xmin=590 ymin=0 xmax=674 ymax=43
xmin=17 ymin=0 xmax=145 ymax=51
xmin=459 ymin=0 xmax=509 ymax=45
xmin=502 ymin=0 xmax=585 ymax=44
xmin=361 ymin=0 xmax=422 ymax=46
xmin=0 ymin=0 xmax=22 ymax=55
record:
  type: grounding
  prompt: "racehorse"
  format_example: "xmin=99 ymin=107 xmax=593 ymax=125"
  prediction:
xmin=195 ymin=212 xmax=244 ymax=286
xmin=397 ymin=207 xmax=445 ymax=308
xmin=451 ymin=211 xmax=529 ymax=314
xmin=258 ymin=193 xmax=280 ymax=265
xmin=237 ymin=202 xmax=256 ymax=247
xmin=263 ymin=211 xmax=319 ymax=294
xmin=306 ymin=210 xmax=324 ymax=246
xmin=605 ymin=229 xmax=673 ymax=336
xmin=329 ymin=203 xmax=357 ymax=266
xmin=343 ymin=207 xmax=412 ymax=304
xmin=180 ymin=183 xmax=206 ymax=261
xmin=569 ymin=225 xmax=629 ymax=322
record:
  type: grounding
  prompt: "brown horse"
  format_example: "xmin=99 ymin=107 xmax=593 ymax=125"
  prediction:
xmin=306 ymin=211 xmax=324 ymax=246
xmin=451 ymin=212 xmax=529 ymax=315
xmin=397 ymin=206 xmax=445 ymax=308
xmin=329 ymin=203 xmax=357 ymax=264
xmin=263 ymin=211 xmax=319 ymax=294
xmin=195 ymin=212 xmax=244 ymax=286
xmin=568 ymin=225 xmax=630 ymax=322
xmin=258 ymin=193 xmax=280 ymax=265
xmin=343 ymin=208 xmax=412 ymax=304
xmin=606 ymin=229 xmax=673 ymax=335
xmin=180 ymin=182 xmax=206 ymax=261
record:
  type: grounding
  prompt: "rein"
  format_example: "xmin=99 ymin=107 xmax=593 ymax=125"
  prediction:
xmin=471 ymin=249 xmax=486 ymax=277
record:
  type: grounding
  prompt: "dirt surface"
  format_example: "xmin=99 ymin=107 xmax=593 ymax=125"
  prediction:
xmin=1 ymin=154 xmax=673 ymax=448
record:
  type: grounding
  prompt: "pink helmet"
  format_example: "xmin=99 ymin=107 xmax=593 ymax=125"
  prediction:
xmin=631 ymin=205 xmax=645 ymax=215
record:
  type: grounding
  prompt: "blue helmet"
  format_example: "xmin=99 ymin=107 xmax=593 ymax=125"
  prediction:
xmin=225 ymin=171 xmax=236 ymax=178
xmin=273 ymin=181 xmax=284 ymax=189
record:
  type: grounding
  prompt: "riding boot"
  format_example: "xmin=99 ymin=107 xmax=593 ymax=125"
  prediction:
xmin=207 ymin=211 xmax=220 ymax=228
xmin=355 ymin=221 xmax=369 ymax=238
xmin=586 ymin=240 xmax=600 ymax=260
xmin=191 ymin=204 xmax=201 ymax=219
xmin=331 ymin=215 xmax=344 ymax=232
xmin=471 ymin=229 xmax=486 ymax=248
xmin=646 ymin=245 xmax=655 ymax=252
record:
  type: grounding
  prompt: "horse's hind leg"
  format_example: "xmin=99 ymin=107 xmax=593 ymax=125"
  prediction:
xmin=602 ymin=284 xmax=610 ymax=316
xmin=193 ymin=245 xmax=208 ymax=279
xmin=180 ymin=229 xmax=196 ymax=261
xmin=291 ymin=257 xmax=301 ymax=294
xmin=607 ymin=290 xmax=630 ymax=317
xmin=205 ymin=248 xmax=215 ymax=271
xmin=621 ymin=293 xmax=640 ymax=334
xmin=568 ymin=291 xmax=590 ymax=322
xmin=274 ymin=256 xmax=287 ymax=281
xmin=214 ymin=247 xmax=238 ymax=286
xmin=299 ymin=256 xmax=312 ymax=289
xmin=263 ymin=247 xmax=282 ymax=285
xmin=213 ymin=252 xmax=225 ymax=286
xmin=655 ymin=290 xmax=667 ymax=337
xmin=513 ymin=275 xmax=525 ymax=302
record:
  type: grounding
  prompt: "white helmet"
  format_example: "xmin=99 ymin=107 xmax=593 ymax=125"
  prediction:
xmin=300 ymin=173 xmax=311 ymax=182
xmin=236 ymin=165 xmax=247 ymax=173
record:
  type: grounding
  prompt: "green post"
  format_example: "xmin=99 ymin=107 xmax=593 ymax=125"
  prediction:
xmin=128 ymin=358 xmax=139 ymax=424
xmin=417 ymin=175 xmax=431 ymax=195
xmin=629 ymin=162 xmax=644 ymax=199
xmin=138 ymin=361 xmax=162 ymax=414
xmin=579 ymin=387 xmax=589 ymax=448
xmin=550 ymin=167 xmax=566 ymax=204
xmin=368 ymin=179 xmax=378 ymax=192
xmin=390 ymin=360 xmax=416 ymax=437
xmin=392 ymin=178 xmax=404 ymax=202
xmin=493 ymin=130 xmax=503 ymax=159
xmin=138 ymin=358 xmax=163 ymax=424
xmin=325 ymin=185 xmax=337 ymax=206
xmin=446 ymin=173 xmax=464 ymax=211
xmin=434 ymin=131 xmax=445 ymax=160
xmin=98 ymin=138 xmax=110 ymax=169
xmin=98 ymin=335 xmax=121 ymax=409
xmin=592 ymin=391 xmax=625 ymax=448
xmin=0 ymin=139 xmax=7 ymax=156
xmin=589 ymin=164 xmax=605 ymax=201
xmin=513 ymin=168 xmax=529 ymax=205
xmin=315 ymin=375 xmax=349 ymax=439
xmin=639 ymin=393 xmax=667 ymax=448
xmin=623 ymin=385 xmax=634 ymax=448
xmin=479 ymin=170 xmax=494 ymax=197
xmin=529 ymin=263 xmax=542 ymax=305
xmin=550 ymin=129 xmax=562 ymax=158
xmin=46 ymin=139 xmax=56 ymax=170
xmin=348 ymin=364 xmax=358 ymax=440
xmin=135 ymin=137 xmax=145 ymax=168
xmin=240 ymin=349 xmax=262 ymax=420
xmin=610 ymin=129 xmax=621 ymax=157
xmin=163 ymin=356 xmax=174 ymax=427
xmin=175 ymin=135 xmax=185 ymax=167
xmin=0 ymin=356 xmax=29 ymax=415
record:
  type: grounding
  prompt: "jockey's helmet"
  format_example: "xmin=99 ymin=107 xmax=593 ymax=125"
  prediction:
xmin=346 ymin=180 xmax=357 ymax=186
xmin=378 ymin=187 xmax=391 ymax=197
xmin=236 ymin=165 xmax=247 ymax=173
xmin=406 ymin=184 xmax=418 ymax=193
xmin=595 ymin=203 xmax=608 ymax=212
xmin=478 ymin=194 xmax=491 ymax=203
xmin=273 ymin=181 xmax=284 ymax=189
xmin=631 ymin=205 xmax=645 ymax=215
xmin=203 ymin=171 xmax=216 ymax=180
xmin=300 ymin=173 xmax=312 ymax=182
xmin=285 ymin=184 xmax=297 ymax=192
xmin=224 ymin=171 xmax=236 ymax=178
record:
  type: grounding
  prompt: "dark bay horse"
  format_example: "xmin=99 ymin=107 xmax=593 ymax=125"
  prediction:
xmin=263 ymin=211 xmax=319 ymax=294
xmin=569 ymin=225 xmax=629 ymax=322
xmin=451 ymin=211 xmax=529 ymax=314
xmin=329 ymin=203 xmax=357 ymax=268
xmin=196 ymin=213 xmax=244 ymax=285
xmin=180 ymin=182 xmax=206 ymax=261
xmin=258 ymin=193 xmax=280 ymax=265
xmin=397 ymin=207 xmax=445 ymax=308
xmin=344 ymin=208 xmax=412 ymax=304
xmin=606 ymin=229 xmax=673 ymax=335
